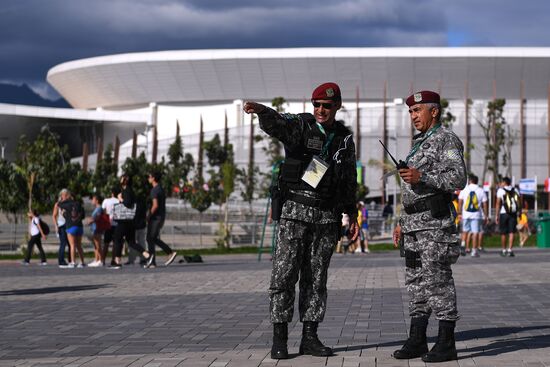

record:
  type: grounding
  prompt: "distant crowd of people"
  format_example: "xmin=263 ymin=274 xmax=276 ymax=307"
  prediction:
xmin=454 ymin=174 xmax=529 ymax=258
xmin=22 ymin=171 xmax=178 ymax=269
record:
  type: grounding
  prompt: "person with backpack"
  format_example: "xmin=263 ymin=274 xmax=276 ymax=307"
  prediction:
xmin=22 ymin=209 xmax=48 ymax=266
xmin=87 ymin=194 xmax=109 ymax=267
xmin=495 ymin=177 xmax=520 ymax=257
xmin=457 ymin=174 xmax=488 ymax=257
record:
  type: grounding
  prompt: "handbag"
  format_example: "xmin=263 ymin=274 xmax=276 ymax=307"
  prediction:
xmin=112 ymin=203 xmax=136 ymax=221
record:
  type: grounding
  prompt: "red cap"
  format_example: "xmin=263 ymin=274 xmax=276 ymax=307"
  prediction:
xmin=311 ymin=82 xmax=341 ymax=101
xmin=405 ymin=90 xmax=440 ymax=107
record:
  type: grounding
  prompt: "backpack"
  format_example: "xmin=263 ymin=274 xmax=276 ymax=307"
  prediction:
xmin=39 ymin=219 xmax=50 ymax=236
xmin=503 ymin=188 xmax=520 ymax=215
xmin=95 ymin=211 xmax=111 ymax=232
xmin=465 ymin=191 xmax=480 ymax=212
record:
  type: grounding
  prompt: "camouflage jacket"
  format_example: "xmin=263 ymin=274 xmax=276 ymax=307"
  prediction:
xmin=399 ymin=125 xmax=467 ymax=233
xmin=257 ymin=107 xmax=357 ymax=222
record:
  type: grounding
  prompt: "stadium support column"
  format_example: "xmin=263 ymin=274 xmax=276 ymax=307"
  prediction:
xmin=520 ymin=80 xmax=526 ymax=179
xmin=355 ymin=86 xmax=361 ymax=162
xmin=131 ymin=130 xmax=137 ymax=159
xmin=382 ymin=81 xmax=387 ymax=205
xmin=82 ymin=142 xmax=88 ymax=172
xmin=96 ymin=137 xmax=103 ymax=164
xmin=150 ymin=102 xmax=158 ymax=163
xmin=547 ymin=83 xmax=550 ymax=209
xmin=465 ymin=80 xmax=471 ymax=172
xmin=114 ymin=135 xmax=120 ymax=171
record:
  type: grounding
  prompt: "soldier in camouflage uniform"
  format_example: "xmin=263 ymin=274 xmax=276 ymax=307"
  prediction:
xmin=392 ymin=91 xmax=467 ymax=363
xmin=244 ymin=82 xmax=359 ymax=360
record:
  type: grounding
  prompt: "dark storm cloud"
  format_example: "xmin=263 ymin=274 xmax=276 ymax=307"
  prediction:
xmin=1 ymin=0 xmax=549 ymax=99
xmin=0 ymin=0 xmax=444 ymax=90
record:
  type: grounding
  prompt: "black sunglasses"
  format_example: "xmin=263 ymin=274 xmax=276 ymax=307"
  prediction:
xmin=312 ymin=101 xmax=334 ymax=109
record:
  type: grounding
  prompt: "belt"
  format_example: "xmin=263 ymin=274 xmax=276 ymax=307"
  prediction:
xmin=404 ymin=192 xmax=452 ymax=215
xmin=404 ymin=200 xmax=429 ymax=215
xmin=287 ymin=192 xmax=334 ymax=210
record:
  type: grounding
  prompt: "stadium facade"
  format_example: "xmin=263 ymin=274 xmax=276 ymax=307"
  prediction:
xmin=11 ymin=47 xmax=550 ymax=200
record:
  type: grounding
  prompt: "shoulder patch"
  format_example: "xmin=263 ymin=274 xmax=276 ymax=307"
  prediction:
xmin=446 ymin=149 xmax=462 ymax=161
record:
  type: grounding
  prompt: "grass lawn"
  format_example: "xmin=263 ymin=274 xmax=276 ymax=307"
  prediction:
xmin=0 ymin=233 xmax=542 ymax=261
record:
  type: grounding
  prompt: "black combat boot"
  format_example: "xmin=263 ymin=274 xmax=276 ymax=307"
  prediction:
xmin=299 ymin=321 xmax=333 ymax=357
xmin=421 ymin=320 xmax=457 ymax=363
xmin=393 ymin=317 xmax=429 ymax=359
xmin=270 ymin=323 xmax=289 ymax=359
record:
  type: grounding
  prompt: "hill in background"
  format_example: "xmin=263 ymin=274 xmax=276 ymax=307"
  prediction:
xmin=0 ymin=83 xmax=70 ymax=108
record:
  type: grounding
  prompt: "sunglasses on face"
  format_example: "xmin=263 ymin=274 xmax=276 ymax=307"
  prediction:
xmin=312 ymin=101 xmax=334 ymax=109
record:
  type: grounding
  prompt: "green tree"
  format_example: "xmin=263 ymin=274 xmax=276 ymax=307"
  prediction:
xmin=92 ymin=144 xmax=118 ymax=198
xmin=440 ymin=98 xmax=456 ymax=128
xmin=476 ymin=99 xmax=509 ymax=188
xmin=0 ymin=159 xmax=27 ymax=246
xmin=15 ymin=129 xmax=77 ymax=213
xmin=203 ymin=133 xmax=237 ymax=248
xmin=166 ymin=130 xmax=194 ymax=199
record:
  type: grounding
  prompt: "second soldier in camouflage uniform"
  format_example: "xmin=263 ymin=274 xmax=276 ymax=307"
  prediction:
xmin=244 ymin=82 xmax=358 ymax=359
xmin=392 ymin=91 xmax=467 ymax=363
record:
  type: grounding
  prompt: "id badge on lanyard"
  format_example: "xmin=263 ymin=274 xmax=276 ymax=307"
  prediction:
xmin=301 ymin=155 xmax=329 ymax=189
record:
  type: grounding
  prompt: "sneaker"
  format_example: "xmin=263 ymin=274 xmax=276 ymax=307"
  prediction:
xmin=88 ymin=261 xmax=101 ymax=267
xmin=508 ymin=250 xmax=515 ymax=257
xmin=146 ymin=254 xmax=155 ymax=268
xmin=144 ymin=264 xmax=156 ymax=269
xmin=471 ymin=249 xmax=479 ymax=257
xmin=479 ymin=247 xmax=487 ymax=253
xmin=67 ymin=262 xmax=76 ymax=268
xmin=77 ymin=263 xmax=86 ymax=268
xmin=165 ymin=252 xmax=177 ymax=266
xmin=21 ymin=261 xmax=30 ymax=266
xmin=109 ymin=262 xmax=122 ymax=269
xmin=501 ymin=250 xmax=507 ymax=257
xmin=58 ymin=262 xmax=68 ymax=266
xmin=39 ymin=261 xmax=48 ymax=266
xmin=460 ymin=246 xmax=466 ymax=256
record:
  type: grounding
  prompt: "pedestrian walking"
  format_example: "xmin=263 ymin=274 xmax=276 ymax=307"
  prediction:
xmin=101 ymin=187 xmax=120 ymax=265
xmin=457 ymin=174 xmax=488 ymax=257
xmin=393 ymin=91 xmax=467 ymax=362
xmin=145 ymin=170 xmax=177 ymax=268
xmin=495 ymin=177 xmax=520 ymax=257
xmin=244 ymin=82 xmax=359 ymax=359
xmin=111 ymin=174 xmax=153 ymax=269
xmin=22 ymin=209 xmax=48 ymax=266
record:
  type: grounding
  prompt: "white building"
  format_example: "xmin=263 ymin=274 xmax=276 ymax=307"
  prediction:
xmin=14 ymin=47 xmax=550 ymax=199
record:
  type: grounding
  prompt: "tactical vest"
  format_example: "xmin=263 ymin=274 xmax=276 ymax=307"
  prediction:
xmin=279 ymin=113 xmax=347 ymax=199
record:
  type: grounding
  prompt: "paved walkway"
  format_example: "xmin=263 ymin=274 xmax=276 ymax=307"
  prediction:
xmin=1 ymin=248 xmax=550 ymax=366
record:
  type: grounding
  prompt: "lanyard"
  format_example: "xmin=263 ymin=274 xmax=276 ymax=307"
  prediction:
xmin=405 ymin=124 xmax=441 ymax=164
xmin=316 ymin=122 xmax=334 ymax=160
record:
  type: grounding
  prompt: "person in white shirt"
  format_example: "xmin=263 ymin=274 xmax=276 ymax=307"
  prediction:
xmin=495 ymin=177 xmax=520 ymax=257
xmin=22 ymin=209 xmax=48 ymax=265
xmin=101 ymin=187 xmax=120 ymax=265
xmin=457 ymin=174 xmax=488 ymax=257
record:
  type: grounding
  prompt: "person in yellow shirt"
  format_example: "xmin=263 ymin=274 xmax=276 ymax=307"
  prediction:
xmin=517 ymin=208 xmax=529 ymax=247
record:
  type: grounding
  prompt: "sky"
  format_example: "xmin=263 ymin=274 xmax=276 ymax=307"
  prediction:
xmin=2 ymin=0 xmax=550 ymax=100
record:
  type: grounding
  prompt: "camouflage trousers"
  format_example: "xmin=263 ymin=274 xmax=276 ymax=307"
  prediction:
xmin=269 ymin=219 xmax=339 ymax=323
xmin=403 ymin=228 xmax=461 ymax=321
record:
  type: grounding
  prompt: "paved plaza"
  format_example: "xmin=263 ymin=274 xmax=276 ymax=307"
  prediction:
xmin=1 ymin=248 xmax=550 ymax=367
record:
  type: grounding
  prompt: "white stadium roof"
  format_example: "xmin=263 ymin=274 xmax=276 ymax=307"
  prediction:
xmin=47 ymin=47 xmax=550 ymax=109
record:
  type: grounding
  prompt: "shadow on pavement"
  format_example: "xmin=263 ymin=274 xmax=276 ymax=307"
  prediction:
xmin=333 ymin=325 xmax=550 ymax=357
xmin=0 ymin=284 xmax=112 ymax=296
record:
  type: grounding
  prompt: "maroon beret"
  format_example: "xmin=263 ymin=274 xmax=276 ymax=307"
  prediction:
xmin=405 ymin=90 xmax=440 ymax=107
xmin=312 ymin=82 xmax=341 ymax=101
